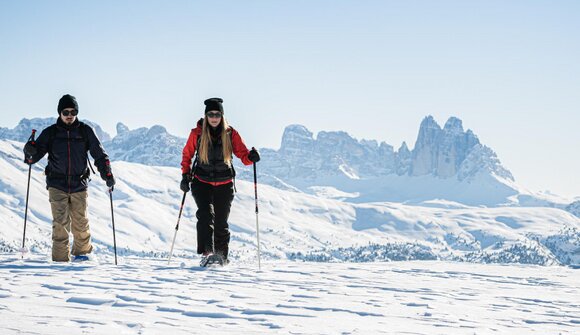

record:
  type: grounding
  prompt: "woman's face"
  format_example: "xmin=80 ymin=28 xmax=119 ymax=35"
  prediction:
xmin=206 ymin=111 xmax=222 ymax=128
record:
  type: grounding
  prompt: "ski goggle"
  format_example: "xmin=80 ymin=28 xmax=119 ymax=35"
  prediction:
xmin=206 ymin=112 xmax=222 ymax=118
xmin=61 ymin=109 xmax=78 ymax=116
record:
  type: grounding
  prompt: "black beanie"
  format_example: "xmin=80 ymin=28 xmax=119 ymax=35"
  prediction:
xmin=57 ymin=94 xmax=79 ymax=114
xmin=204 ymin=97 xmax=224 ymax=114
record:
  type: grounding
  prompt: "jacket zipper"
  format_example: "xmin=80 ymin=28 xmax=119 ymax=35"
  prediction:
xmin=67 ymin=130 xmax=71 ymax=193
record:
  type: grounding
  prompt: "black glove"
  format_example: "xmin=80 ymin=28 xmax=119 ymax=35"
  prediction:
xmin=106 ymin=174 xmax=116 ymax=188
xmin=180 ymin=173 xmax=191 ymax=193
xmin=24 ymin=141 xmax=37 ymax=156
xmin=248 ymin=148 xmax=260 ymax=163
xmin=98 ymin=159 xmax=115 ymax=188
xmin=99 ymin=160 xmax=112 ymax=179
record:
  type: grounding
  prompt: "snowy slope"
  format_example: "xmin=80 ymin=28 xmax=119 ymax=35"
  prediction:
xmin=0 ymin=256 xmax=578 ymax=334
xmin=1 ymin=139 xmax=578 ymax=266
xmin=566 ymin=200 xmax=580 ymax=217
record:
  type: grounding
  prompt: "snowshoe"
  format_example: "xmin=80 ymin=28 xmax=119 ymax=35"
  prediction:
xmin=72 ymin=255 xmax=90 ymax=262
xmin=200 ymin=254 xmax=228 ymax=267
xmin=199 ymin=252 xmax=213 ymax=267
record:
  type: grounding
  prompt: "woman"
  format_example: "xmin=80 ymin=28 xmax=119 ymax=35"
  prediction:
xmin=180 ymin=97 xmax=260 ymax=266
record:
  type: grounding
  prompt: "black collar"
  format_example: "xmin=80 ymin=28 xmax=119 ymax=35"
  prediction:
xmin=56 ymin=117 xmax=80 ymax=130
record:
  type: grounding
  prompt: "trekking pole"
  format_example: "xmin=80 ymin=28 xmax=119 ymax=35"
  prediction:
xmin=168 ymin=191 xmax=187 ymax=265
xmin=253 ymin=155 xmax=262 ymax=270
xmin=109 ymin=187 xmax=118 ymax=265
xmin=21 ymin=129 xmax=36 ymax=258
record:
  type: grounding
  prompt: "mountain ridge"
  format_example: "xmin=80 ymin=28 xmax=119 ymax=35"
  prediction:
xmin=0 ymin=116 xmax=574 ymax=207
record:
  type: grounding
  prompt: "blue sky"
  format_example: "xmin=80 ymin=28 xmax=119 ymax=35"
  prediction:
xmin=1 ymin=1 xmax=578 ymax=197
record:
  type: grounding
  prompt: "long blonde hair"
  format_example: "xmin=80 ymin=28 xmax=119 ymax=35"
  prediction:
xmin=198 ymin=117 xmax=233 ymax=166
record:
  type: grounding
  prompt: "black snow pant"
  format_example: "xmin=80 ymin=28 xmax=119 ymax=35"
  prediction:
xmin=191 ymin=178 xmax=235 ymax=259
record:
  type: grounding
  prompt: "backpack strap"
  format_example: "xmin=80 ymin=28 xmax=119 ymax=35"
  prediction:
xmin=46 ymin=124 xmax=58 ymax=154
xmin=79 ymin=122 xmax=90 ymax=151
xmin=191 ymin=131 xmax=201 ymax=179
xmin=78 ymin=123 xmax=96 ymax=175
xmin=227 ymin=128 xmax=237 ymax=192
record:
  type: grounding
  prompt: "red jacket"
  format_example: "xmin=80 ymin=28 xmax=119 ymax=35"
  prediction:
xmin=181 ymin=120 xmax=253 ymax=186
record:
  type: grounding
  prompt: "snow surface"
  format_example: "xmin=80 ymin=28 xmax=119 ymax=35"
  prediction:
xmin=0 ymin=255 xmax=578 ymax=334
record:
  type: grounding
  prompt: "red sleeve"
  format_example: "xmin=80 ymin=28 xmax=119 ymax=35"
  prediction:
xmin=181 ymin=128 xmax=199 ymax=174
xmin=231 ymin=128 xmax=253 ymax=166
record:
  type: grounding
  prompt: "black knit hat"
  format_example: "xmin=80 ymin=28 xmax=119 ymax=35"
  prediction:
xmin=204 ymin=97 xmax=224 ymax=114
xmin=57 ymin=94 xmax=79 ymax=114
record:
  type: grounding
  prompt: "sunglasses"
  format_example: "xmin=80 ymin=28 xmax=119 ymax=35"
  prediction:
xmin=61 ymin=110 xmax=78 ymax=117
xmin=206 ymin=112 xmax=222 ymax=118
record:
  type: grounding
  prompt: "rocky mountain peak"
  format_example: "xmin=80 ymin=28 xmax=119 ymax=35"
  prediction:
xmin=443 ymin=117 xmax=464 ymax=134
xmin=147 ymin=125 xmax=167 ymax=137
xmin=116 ymin=122 xmax=129 ymax=135
xmin=280 ymin=124 xmax=315 ymax=154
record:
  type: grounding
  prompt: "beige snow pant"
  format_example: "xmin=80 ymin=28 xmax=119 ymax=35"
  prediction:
xmin=48 ymin=187 xmax=93 ymax=262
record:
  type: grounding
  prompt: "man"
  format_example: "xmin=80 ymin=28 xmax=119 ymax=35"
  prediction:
xmin=23 ymin=94 xmax=115 ymax=262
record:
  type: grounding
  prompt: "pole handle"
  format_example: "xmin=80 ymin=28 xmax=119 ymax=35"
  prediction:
xmin=25 ymin=129 xmax=37 ymax=164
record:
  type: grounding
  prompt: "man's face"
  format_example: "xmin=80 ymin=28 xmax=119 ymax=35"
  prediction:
xmin=60 ymin=108 xmax=77 ymax=125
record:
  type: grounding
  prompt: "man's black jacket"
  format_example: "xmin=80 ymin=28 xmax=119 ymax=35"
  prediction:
xmin=27 ymin=118 xmax=111 ymax=193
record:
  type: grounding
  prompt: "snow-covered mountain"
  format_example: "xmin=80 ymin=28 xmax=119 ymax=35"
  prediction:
xmin=256 ymin=117 xmax=555 ymax=206
xmin=0 ymin=117 xmax=111 ymax=143
xmin=0 ymin=116 xmax=505 ymax=183
xmin=104 ymin=123 xmax=184 ymax=167
xmin=2 ymin=116 xmax=563 ymax=207
xmin=1 ymin=139 xmax=578 ymax=266
xmin=0 ymin=118 xmax=186 ymax=167
xmin=264 ymin=116 xmax=512 ymax=182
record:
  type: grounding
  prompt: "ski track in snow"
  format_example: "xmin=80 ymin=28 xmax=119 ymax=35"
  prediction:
xmin=0 ymin=255 xmax=578 ymax=334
